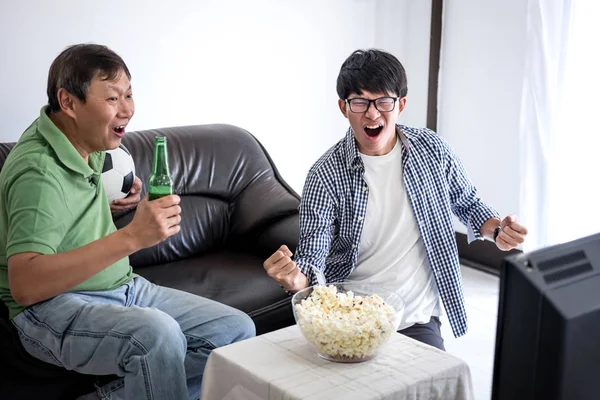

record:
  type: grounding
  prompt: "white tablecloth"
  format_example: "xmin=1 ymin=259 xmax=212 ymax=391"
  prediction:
xmin=201 ymin=325 xmax=474 ymax=400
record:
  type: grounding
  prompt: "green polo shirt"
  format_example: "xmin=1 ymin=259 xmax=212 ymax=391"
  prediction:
xmin=0 ymin=107 xmax=133 ymax=319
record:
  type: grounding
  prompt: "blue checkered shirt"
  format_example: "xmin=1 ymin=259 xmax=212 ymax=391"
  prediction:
xmin=295 ymin=125 xmax=499 ymax=337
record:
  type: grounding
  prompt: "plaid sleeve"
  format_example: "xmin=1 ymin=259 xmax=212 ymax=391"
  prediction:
xmin=441 ymin=138 xmax=500 ymax=242
xmin=294 ymin=170 xmax=335 ymax=286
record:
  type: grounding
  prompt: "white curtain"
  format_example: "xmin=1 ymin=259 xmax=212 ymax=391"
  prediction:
xmin=520 ymin=0 xmax=600 ymax=251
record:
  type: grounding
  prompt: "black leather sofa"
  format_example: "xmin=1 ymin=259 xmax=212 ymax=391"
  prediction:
xmin=0 ymin=124 xmax=300 ymax=399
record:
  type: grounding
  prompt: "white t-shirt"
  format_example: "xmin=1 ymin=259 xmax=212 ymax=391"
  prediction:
xmin=348 ymin=140 xmax=442 ymax=330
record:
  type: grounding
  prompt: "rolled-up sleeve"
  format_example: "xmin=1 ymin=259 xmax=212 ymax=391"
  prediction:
xmin=442 ymin=140 xmax=499 ymax=243
xmin=294 ymin=170 xmax=335 ymax=285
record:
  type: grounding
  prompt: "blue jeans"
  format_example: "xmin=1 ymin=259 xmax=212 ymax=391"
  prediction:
xmin=11 ymin=276 xmax=256 ymax=400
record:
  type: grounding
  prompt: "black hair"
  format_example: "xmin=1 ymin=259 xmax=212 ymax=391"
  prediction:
xmin=47 ymin=44 xmax=131 ymax=113
xmin=336 ymin=49 xmax=407 ymax=99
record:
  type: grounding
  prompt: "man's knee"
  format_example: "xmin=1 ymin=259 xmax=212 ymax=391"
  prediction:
xmin=125 ymin=308 xmax=186 ymax=356
xmin=212 ymin=310 xmax=256 ymax=348
xmin=230 ymin=311 xmax=256 ymax=342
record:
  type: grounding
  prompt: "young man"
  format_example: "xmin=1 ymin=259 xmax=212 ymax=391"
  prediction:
xmin=0 ymin=44 xmax=255 ymax=400
xmin=263 ymin=49 xmax=528 ymax=350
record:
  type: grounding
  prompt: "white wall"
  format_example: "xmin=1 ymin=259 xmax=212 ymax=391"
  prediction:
xmin=375 ymin=0 xmax=526 ymax=231
xmin=375 ymin=0 xmax=432 ymax=128
xmin=438 ymin=0 xmax=528 ymax=232
xmin=0 ymin=0 xmax=434 ymax=194
xmin=0 ymin=0 xmax=527 ymax=227
xmin=0 ymin=0 xmax=380 ymax=194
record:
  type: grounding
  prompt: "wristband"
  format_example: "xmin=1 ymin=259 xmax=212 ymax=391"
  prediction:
xmin=493 ymin=226 xmax=502 ymax=243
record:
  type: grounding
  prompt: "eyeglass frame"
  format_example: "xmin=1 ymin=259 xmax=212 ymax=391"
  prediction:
xmin=344 ymin=96 xmax=400 ymax=113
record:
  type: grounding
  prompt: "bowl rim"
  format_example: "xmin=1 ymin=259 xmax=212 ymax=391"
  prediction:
xmin=291 ymin=281 xmax=405 ymax=308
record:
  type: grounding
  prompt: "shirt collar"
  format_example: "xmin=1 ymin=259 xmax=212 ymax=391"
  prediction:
xmin=343 ymin=127 xmax=362 ymax=170
xmin=343 ymin=124 xmax=411 ymax=170
xmin=37 ymin=106 xmax=104 ymax=178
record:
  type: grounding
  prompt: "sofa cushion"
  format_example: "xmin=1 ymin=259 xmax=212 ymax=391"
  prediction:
xmin=134 ymin=252 xmax=290 ymax=318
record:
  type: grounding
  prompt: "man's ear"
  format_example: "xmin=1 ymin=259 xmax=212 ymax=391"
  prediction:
xmin=56 ymin=88 xmax=78 ymax=120
xmin=397 ymin=97 xmax=407 ymax=114
xmin=338 ymin=98 xmax=348 ymax=118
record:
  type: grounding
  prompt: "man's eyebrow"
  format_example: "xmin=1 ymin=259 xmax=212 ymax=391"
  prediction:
xmin=108 ymin=85 xmax=132 ymax=93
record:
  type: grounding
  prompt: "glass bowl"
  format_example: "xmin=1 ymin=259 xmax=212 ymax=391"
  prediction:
xmin=292 ymin=282 xmax=404 ymax=363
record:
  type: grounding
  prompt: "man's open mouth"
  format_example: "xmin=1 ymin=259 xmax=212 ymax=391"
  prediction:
xmin=112 ymin=125 xmax=126 ymax=134
xmin=364 ymin=124 xmax=383 ymax=137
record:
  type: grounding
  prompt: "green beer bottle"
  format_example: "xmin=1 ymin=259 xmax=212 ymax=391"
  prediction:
xmin=148 ymin=136 xmax=173 ymax=200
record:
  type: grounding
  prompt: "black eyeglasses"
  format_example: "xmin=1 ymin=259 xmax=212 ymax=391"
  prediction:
xmin=345 ymin=97 xmax=399 ymax=113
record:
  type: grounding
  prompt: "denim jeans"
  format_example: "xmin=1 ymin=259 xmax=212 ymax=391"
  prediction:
xmin=11 ymin=276 xmax=256 ymax=400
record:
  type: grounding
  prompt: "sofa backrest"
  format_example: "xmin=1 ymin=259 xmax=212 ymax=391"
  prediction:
xmin=0 ymin=143 xmax=14 ymax=170
xmin=0 ymin=124 xmax=300 ymax=269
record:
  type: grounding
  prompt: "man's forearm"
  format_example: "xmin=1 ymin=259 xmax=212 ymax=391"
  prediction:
xmin=8 ymin=227 xmax=141 ymax=307
xmin=480 ymin=217 xmax=502 ymax=241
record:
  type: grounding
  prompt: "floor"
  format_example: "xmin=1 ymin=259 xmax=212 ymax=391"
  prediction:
xmin=440 ymin=266 xmax=500 ymax=400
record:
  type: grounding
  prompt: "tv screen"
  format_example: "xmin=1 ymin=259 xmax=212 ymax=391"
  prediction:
xmin=492 ymin=232 xmax=600 ymax=400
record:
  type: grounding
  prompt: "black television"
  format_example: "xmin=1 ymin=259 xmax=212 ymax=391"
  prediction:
xmin=492 ymin=232 xmax=600 ymax=400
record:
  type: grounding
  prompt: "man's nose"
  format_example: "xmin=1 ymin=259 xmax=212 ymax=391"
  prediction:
xmin=118 ymin=98 xmax=134 ymax=118
xmin=364 ymin=101 xmax=380 ymax=118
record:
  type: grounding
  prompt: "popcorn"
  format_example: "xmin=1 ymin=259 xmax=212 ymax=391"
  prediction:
xmin=294 ymin=285 xmax=396 ymax=361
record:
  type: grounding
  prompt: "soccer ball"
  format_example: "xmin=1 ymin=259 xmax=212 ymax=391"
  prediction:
xmin=102 ymin=144 xmax=136 ymax=203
